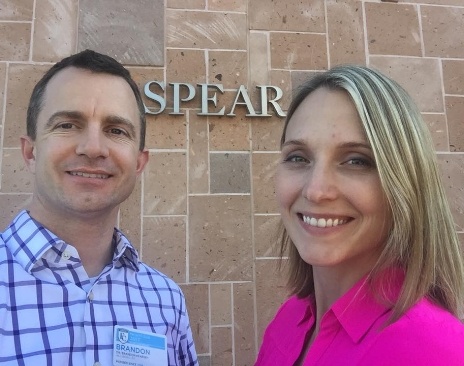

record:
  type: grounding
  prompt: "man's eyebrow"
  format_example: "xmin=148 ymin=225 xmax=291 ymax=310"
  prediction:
xmin=45 ymin=110 xmax=85 ymax=129
xmin=104 ymin=115 xmax=137 ymax=137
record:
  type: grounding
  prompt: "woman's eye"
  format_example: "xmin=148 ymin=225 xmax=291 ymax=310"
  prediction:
xmin=284 ymin=155 xmax=308 ymax=163
xmin=345 ymin=157 xmax=374 ymax=167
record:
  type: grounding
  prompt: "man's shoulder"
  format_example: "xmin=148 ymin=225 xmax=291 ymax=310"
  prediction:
xmin=133 ymin=260 xmax=186 ymax=296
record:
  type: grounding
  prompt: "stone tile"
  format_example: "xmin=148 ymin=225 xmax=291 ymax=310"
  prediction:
xmin=209 ymin=0 xmax=246 ymax=12
xmin=249 ymin=0 xmax=325 ymax=32
xmin=398 ymin=0 xmax=464 ymax=4
xmin=255 ymin=259 xmax=287 ymax=345
xmin=143 ymin=152 xmax=187 ymax=215
xmin=78 ymin=0 xmax=164 ymax=65
xmin=0 ymin=0 xmax=33 ymax=20
xmin=145 ymin=114 xmax=187 ymax=149
xmin=209 ymin=50 xmax=247 ymax=89
xmin=142 ymin=216 xmax=186 ymax=283
xmin=365 ymin=3 xmax=421 ymax=57
xmin=369 ymin=57 xmax=443 ymax=113
xmin=327 ymin=0 xmax=366 ymax=66
xmin=251 ymin=115 xmax=285 ymax=152
xmin=422 ymin=6 xmax=464 ymax=58
xmin=0 ymin=23 xmax=31 ymax=61
xmin=0 ymin=63 xmax=5 ymax=127
xmin=167 ymin=0 xmax=205 ymax=9
xmin=0 ymin=194 xmax=31 ymax=230
xmin=422 ymin=114 xmax=448 ymax=152
xmin=167 ymin=10 xmax=247 ymax=50
xmin=32 ymin=0 xmax=77 ymax=62
xmin=209 ymin=116 xmax=250 ymax=151
xmin=211 ymin=327 xmax=233 ymax=366
xmin=189 ymin=195 xmax=252 ymax=281
xmin=252 ymin=152 xmax=280 ymax=214
xmin=181 ymin=284 xmax=210 ymax=354
xmin=233 ymin=282 xmax=256 ymax=366
xmin=442 ymin=60 xmax=464 ymax=95
xmin=459 ymin=233 xmax=464 ymax=251
xmin=4 ymin=64 xmax=50 ymax=148
xmin=189 ymin=112 xmax=209 ymax=194
xmin=197 ymin=355 xmax=211 ymax=366
xmin=1 ymin=148 xmax=32 ymax=193
xmin=119 ymin=178 xmax=142 ymax=252
xmin=270 ymin=32 xmax=327 ymax=70
xmin=445 ymin=96 xmax=464 ymax=152
xmin=255 ymin=215 xmax=282 ymax=258
xmin=210 ymin=283 xmax=231 ymax=326
xmin=249 ymin=32 xmax=269 ymax=87
xmin=437 ymin=155 xmax=464 ymax=231
xmin=210 ymin=153 xmax=250 ymax=194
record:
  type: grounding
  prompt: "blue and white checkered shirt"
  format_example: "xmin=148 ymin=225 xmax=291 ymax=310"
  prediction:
xmin=0 ymin=210 xmax=198 ymax=366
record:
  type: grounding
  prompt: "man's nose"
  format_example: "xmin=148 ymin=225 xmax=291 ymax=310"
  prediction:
xmin=75 ymin=126 xmax=110 ymax=158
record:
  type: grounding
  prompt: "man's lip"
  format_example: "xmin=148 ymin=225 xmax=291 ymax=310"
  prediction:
xmin=67 ymin=170 xmax=112 ymax=179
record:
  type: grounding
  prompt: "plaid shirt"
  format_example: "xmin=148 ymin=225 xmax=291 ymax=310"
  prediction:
xmin=0 ymin=210 xmax=198 ymax=366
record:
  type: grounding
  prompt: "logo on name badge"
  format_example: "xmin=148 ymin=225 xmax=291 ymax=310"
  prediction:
xmin=117 ymin=328 xmax=129 ymax=344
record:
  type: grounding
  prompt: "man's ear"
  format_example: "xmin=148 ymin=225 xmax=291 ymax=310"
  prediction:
xmin=20 ymin=135 xmax=36 ymax=174
xmin=135 ymin=148 xmax=149 ymax=176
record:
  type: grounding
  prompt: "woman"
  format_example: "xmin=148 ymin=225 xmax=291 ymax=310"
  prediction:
xmin=255 ymin=65 xmax=464 ymax=365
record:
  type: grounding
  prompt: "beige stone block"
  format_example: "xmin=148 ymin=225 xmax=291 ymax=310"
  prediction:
xmin=1 ymin=148 xmax=32 ymax=193
xmin=252 ymin=152 xmax=280 ymax=214
xmin=446 ymin=96 xmax=464 ymax=152
xmin=197 ymin=355 xmax=211 ymax=366
xmin=181 ymin=284 xmax=209 ymax=354
xmin=233 ymin=282 xmax=256 ymax=366
xmin=78 ymin=0 xmax=164 ymax=65
xmin=143 ymin=152 xmax=187 ymax=215
xmin=209 ymin=0 xmax=246 ymax=12
xmin=421 ymin=114 xmax=448 ymax=153
xmin=255 ymin=259 xmax=287 ymax=345
xmin=458 ymin=233 xmax=464 ymax=251
xmin=251 ymin=115 xmax=285 ymax=152
xmin=119 ymin=178 xmax=142 ymax=251
xmin=33 ymin=0 xmax=77 ymax=62
xmin=0 ymin=0 xmax=33 ymax=20
xmin=270 ymin=32 xmax=327 ymax=70
xmin=210 ymin=283 xmax=231 ymax=326
xmin=442 ymin=60 xmax=464 ymax=95
xmin=327 ymin=0 xmax=366 ymax=66
xmin=399 ymin=0 xmax=464 ymax=4
xmin=4 ymin=64 xmax=49 ymax=147
xmin=209 ymin=50 xmax=247 ymax=89
xmin=422 ymin=6 xmax=464 ymax=58
xmin=167 ymin=0 xmax=205 ymax=9
xmin=255 ymin=215 xmax=282 ymax=258
xmin=249 ymin=32 xmax=269 ymax=87
xmin=270 ymin=69 xmax=292 ymax=111
xmin=0 ymin=194 xmax=31 ymax=230
xmin=145 ymin=114 xmax=187 ymax=150
xmin=249 ymin=0 xmax=325 ymax=32
xmin=189 ymin=195 xmax=252 ymax=281
xmin=209 ymin=116 xmax=250 ymax=151
xmin=365 ymin=3 xmax=421 ymax=57
xmin=167 ymin=10 xmax=246 ymax=50
xmin=369 ymin=56 xmax=443 ymax=113
xmin=210 ymin=153 xmax=250 ymax=194
xmin=211 ymin=327 xmax=233 ymax=366
xmin=189 ymin=113 xmax=209 ymax=194
xmin=0 ymin=23 xmax=30 ymax=61
xmin=437 ymin=155 xmax=464 ymax=231
xmin=142 ymin=216 xmax=186 ymax=283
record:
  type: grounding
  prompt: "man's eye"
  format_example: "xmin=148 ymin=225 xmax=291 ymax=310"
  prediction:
xmin=57 ymin=123 xmax=74 ymax=129
xmin=109 ymin=128 xmax=126 ymax=135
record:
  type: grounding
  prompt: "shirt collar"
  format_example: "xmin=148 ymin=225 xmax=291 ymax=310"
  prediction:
xmin=331 ymin=269 xmax=404 ymax=343
xmin=2 ymin=210 xmax=140 ymax=273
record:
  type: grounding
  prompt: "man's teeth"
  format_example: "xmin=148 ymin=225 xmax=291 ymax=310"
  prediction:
xmin=302 ymin=215 xmax=346 ymax=228
xmin=70 ymin=171 xmax=109 ymax=179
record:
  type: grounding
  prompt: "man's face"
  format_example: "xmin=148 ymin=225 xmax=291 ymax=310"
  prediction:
xmin=21 ymin=67 xmax=148 ymax=220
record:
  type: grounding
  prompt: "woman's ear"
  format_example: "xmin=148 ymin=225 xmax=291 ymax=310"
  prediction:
xmin=20 ymin=135 xmax=36 ymax=174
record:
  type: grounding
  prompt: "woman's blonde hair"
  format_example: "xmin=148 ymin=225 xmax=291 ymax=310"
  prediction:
xmin=279 ymin=65 xmax=464 ymax=322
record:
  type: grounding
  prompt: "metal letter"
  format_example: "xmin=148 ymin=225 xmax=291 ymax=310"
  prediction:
xmin=227 ymin=85 xmax=258 ymax=116
xmin=170 ymin=83 xmax=196 ymax=115
xmin=144 ymin=81 xmax=166 ymax=115
xmin=197 ymin=83 xmax=225 ymax=116
xmin=257 ymin=85 xmax=286 ymax=117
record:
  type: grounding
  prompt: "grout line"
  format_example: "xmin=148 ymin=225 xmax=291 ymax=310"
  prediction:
xmin=362 ymin=1 xmax=370 ymax=66
xmin=417 ymin=4 xmax=426 ymax=58
xmin=30 ymin=0 xmax=36 ymax=61
xmin=230 ymin=283 xmax=236 ymax=366
xmin=185 ymin=111 xmax=190 ymax=282
xmin=324 ymin=0 xmax=331 ymax=68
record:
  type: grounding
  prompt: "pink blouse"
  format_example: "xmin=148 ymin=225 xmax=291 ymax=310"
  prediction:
xmin=255 ymin=273 xmax=464 ymax=365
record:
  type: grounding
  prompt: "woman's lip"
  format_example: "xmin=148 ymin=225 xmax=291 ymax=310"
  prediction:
xmin=298 ymin=213 xmax=352 ymax=228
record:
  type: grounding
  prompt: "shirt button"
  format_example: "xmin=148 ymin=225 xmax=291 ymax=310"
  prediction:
xmin=88 ymin=291 xmax=94 ymax=302
xmin=61 ymin=251 xmax=71 ymax=260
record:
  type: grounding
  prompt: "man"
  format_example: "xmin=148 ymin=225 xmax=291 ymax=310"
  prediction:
xmin=0 ymin=50 xmax=198 ymax=366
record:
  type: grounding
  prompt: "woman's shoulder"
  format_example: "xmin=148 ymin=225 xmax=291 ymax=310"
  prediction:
xmin=361 ymin=298 xmax=464 ymax=365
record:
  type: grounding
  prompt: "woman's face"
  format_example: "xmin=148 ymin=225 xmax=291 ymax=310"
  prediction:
xmin=275 ymin=87 xmax=391 ymax=276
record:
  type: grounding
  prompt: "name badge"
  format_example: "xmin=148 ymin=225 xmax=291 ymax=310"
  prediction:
xmin=113 ymin=325 xmax=168 ymax=366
